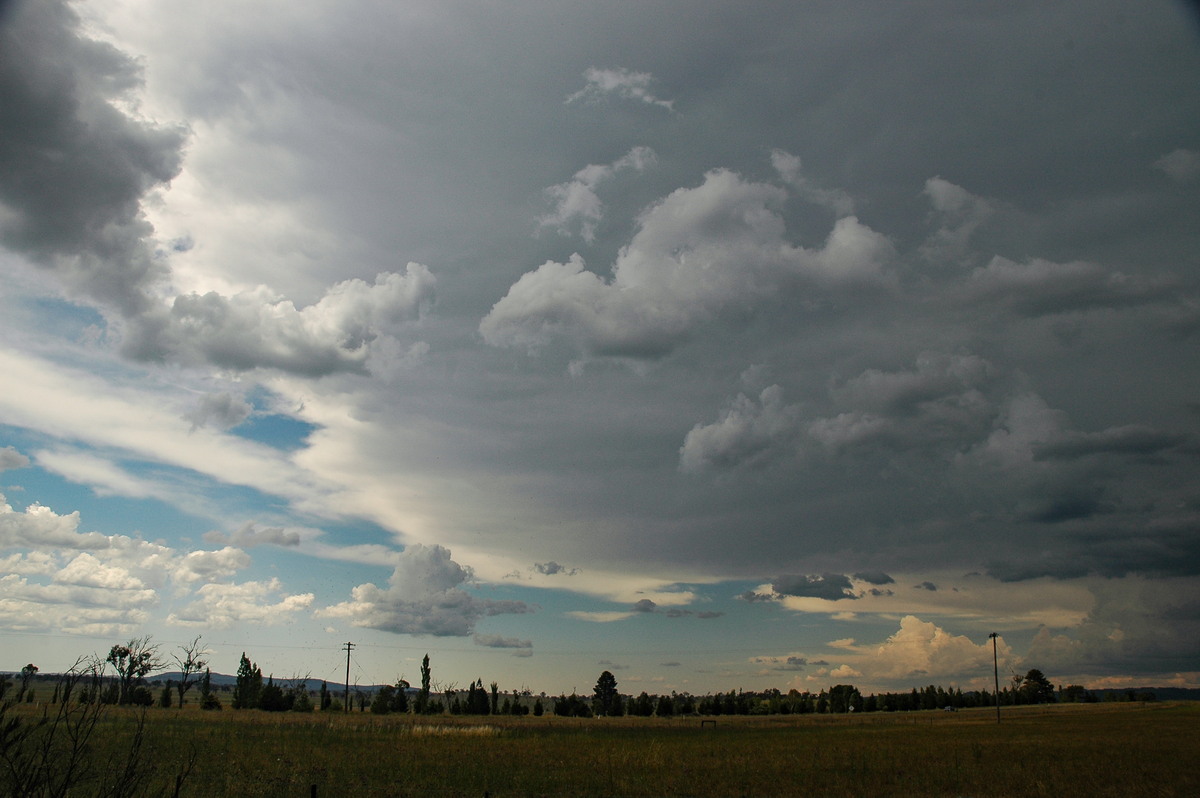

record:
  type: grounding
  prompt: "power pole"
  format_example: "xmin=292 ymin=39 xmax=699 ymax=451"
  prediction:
xmin=989 ymin=632 xmax=1000 ymax=724
xmin=342 ymin=642 xmax=355 ymax=713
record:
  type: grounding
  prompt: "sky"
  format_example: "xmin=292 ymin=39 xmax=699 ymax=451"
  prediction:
xmin=1 ymin=0 xmax=1199 ymax=697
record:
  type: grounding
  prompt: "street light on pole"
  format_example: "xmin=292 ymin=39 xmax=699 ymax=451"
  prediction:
xmin=988 ymin=632 xmax=1000 ymax=724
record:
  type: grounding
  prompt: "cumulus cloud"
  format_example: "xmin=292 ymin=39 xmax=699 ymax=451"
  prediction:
xmin=0 ymin=493 xmax=108 ymax=550
xmin=533 ymin=561 xmax=579 ymax=576
xmin=204 ymin=522 xmax=302 ymax=548
xmin=168 ymin=578 xmax=314 ymax=628
xmin=566 ymin=67 xmax=675 ymax=111
xmin=1153 ymin=148 xmax=1200 ymax=183
xmin=184 ymin=392 xmax=253 ymax=431
xmin=919 ymin=177 xmax=996 ymax=265
xmin=539 ymin=147 xmax=656 ymax=242
xmin=127 ymin=264 xmax=436 ymax=376
xmin=482 ymin=169 xmax=893 ymax=362
xmin=0 ymin=0 xmax=185 ymax=317
xmin=0 ymin=447 xmax=30 ymax=472
xmin=843 ymin=615 xmax=1013 ymax=683
xmin=318 ymin=544 xmax=531 ymax=636
xmin=770 ymin=150 xmax=855 ymax=215
xmin=174 ymin=546 xmax=252 ymax=584
xmin=959 ymin=256 xmax=1175 ymax=316
xmin=679 ymin=385 xmax=803 ymax=472
xmin=772 ymin=573 xmax=857 ymax=601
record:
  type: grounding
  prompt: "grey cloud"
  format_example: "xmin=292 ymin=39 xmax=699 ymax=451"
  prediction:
xmin=539 ymin=147 xmax=657 ymax=243
xmin=0 ymin=447 xmax=30 ymax=472
xmin=914 ymin=581 xmax=938 ymax=591
xmin=184 ymin=393 xmax=253 ymax=432
xmin=853 ymin=571 xmax=894 ymax=586
xmin=1153 ymin=149 xmax=1200 ymax=183
xmin=1032 ymin=426 xmax=1190 ymax=462
xmin=473 ymin=634 xmax=532 ymax=650
xmin=632 ymin=598 xmax=658 ymax=613
xmin=203 ymin=523 xmax=301 ymax=549
xmin=481 ymin=168 xmax=893 ymax=363
xmin=533 ymin=561 xmax=579 ymax=576
xmin=0 ymin=0 xmax=184 ymax=316
xmin=959 ymin=257 xmax=1179 ymax=317
xmin=772 ymin=573 xmax=857 ymax=601
xmin=679 ymin=385 xmax=802 ymax=473
xmin=738 ymin=590 xmax=776 ymax=603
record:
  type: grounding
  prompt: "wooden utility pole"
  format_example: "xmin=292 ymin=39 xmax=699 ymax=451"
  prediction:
xmin=989 ymin=632 xmax=1000 ymax=724
xmin=342 ymin=641 xmax=355 ymax=712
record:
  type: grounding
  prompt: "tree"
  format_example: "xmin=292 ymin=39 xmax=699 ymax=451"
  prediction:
xmin=593 ymin=670 xmax=619 ymax=716
xmin=416 ymin=653 xmax=432 ymax=714
xmin=232 ymin=653 xmax=263 ymax=709
xmin=490 ymin=681 xmax=499 ymax=715
xmin=199 ymin=668 xmax=222 ymax=710
xmin=173 ymin=636 xmax=208 ymax=709
xmin=106 ymin=637 xmax=164 ymax=705
xmin=18 ymin=664 xmax=37 ymax=702
xmin=1020 ymin=669 xmax=1055 ymax=704
xmin=319 ymin=680 xmax=331 ymax=711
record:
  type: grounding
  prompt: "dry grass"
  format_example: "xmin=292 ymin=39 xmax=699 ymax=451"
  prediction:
xmin=13 ymin=700 xmax=1198 ymax=797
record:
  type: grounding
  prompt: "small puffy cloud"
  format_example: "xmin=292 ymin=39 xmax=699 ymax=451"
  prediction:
xmin=173 ymin=546 xmax=251 ymax=584
xmin=772 ymin=573 xmax=857 ymax=601
xmin=853 ymin=571 xmax=894 ymax=586
xmin=184 ymin=392 xmax=253 ymax=431
xmin=318 ymin=544 xmax=531 ymax=636
xmin=204 ymin=522 xmax=302 ymax=548
xmin=566 ymin=67 xmax=674 ymax=111
xmin=168 ymin=578 xmax=314 ymax=628
xmin=473 ymin=633 xmax=533 ymax=652
xmin=679 ymin=385 xmax=803 ymax=472
xmin=533 ymin=561 xmax=579 ymax=576
xmin=738 ymin=590 xmax=776 ymax=603
xmin=915 ymin=581 xmax=938 ymax=591
xmin=0 ymin=447 xmax=30 ymax=472
xmin=482 ymin=169 xmax=893 ymax=363
xmin=770 ymin=150 xmax=855 ymax=215
xmin=1153 ymin=148 xmax=1200 ymax=182
xmin=632 ymin=598 xmax=658 ymax=613
xmin=539 ymin=147 xmax=656 ymax=242
xmin=54 ymin=552 xmax=146 ymax=590
xmin=568 ymin=610 xmax=635 ymax=623
xmin=751 ymin=654 xmax=809 ymax=671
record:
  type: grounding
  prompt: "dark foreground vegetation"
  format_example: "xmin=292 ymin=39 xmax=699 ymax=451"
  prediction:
xmin=2 ymin=694 xmax=1196 ymax=797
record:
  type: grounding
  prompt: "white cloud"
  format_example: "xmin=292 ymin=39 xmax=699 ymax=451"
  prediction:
xmin=838 ymin=615 xmax=1013 ymax=684
xmin=566 ymin=610 xmax=636 ymax=623
xmin=539 ymin=147 xmax=657 ymax=242
xmin=0 ymin=492 xmax=108 ymax=550
xmin=566 ymin=67 xmax=674 ymax=111
xmin=317 ymin=544 xmax=531 ymax=636
xmin=174 ymin=546 xmax=251 ymax=584
xmin=54 ymin=552 xmax=147 ymax=589
xmin=184 ymin=392 xmax=252 ymax=431
xmin=167 ymin=578 xmax=314 ymax=628
xmin=483 ymin=169 xmax=894 ymax=362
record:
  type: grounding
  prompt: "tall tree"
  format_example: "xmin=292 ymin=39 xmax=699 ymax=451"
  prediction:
xmin=105 ymin=636 xmax=163 ymax=705
xmin=18 ymin=664 xmax=37 ymax=702
xmin=1020 ymin=669 xmax=1055 ymax=704
xmin=416 ymin=653 xmax=431 ymax=714
xmin=232 ymin=652 xmax=263 ymax=709
xmin=593 ymin=670 xmax=619 ymax=717
xmin=173 ymin=636 xmax=208 ymax=709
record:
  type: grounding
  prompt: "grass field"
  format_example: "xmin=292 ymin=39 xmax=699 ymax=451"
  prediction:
xmin=8 ymin=701 xmax=1199 ymax=797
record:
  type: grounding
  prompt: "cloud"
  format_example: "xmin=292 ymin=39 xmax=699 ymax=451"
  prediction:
xmin=168 ymin=578 xmax=314 ymax=628
xmin=533 ymin=561 xmax=579 ymax=576
xmin=473 ymin=633 xmax=533 ymax=651
xmin=1031 ymin=425 xmax=1189 ymax=461
xmin=0 ymin=447 xmax=30 ymax=472
xmin=174 ymin=546 xmax=252 ymax=584
xmin=853 ymin=571 xmax=894 ymax=586
xmin=184 ymin=392 xmax=253 ymax=431
xmin=0 ymin=492 xmax=108 ymax=550
xmin=566 ymin=67 xmax=674 ymax=111
xmin=772 ymin=573 xmax=857 ymax=601
xmin=539 ymin=147 xmax=656 ymax=242
xmin=1153 ymin=148 xmax=1200 ymax=183
xmin=915 ymin=581 xmax=938 ymax=591
xmin=842 ymin=615 xmax=1013 ymax=684
xmin=204 ymin=522 xmax=302 ymax=548
xmin=751 ymin=654 xmax=809 ymax=671
xmin=679 ymin=385 xmax=803 ymax=473
xmin=632 ymin=598 xmax=658 ymax=613
xmin=126 ymin=264 xmax=436 ymax=376
xmin=482 ymin=168 xmax=893 ymax=363
xmin=959 ymin=256 xmax=1176 ymax=317
xmin=0 ymin=0 xmax=185 ymax=317
xmin=770 ymin=150 xmax=855 ymax=215
xmin=567 ymin=610 xmax=635 ymax=623
xmin=317 ymin=544 xmax=531 ymax=636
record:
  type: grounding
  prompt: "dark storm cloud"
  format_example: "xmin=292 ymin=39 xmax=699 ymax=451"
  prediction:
xmin=1032 ymin=426 xmax=1191 ymax=461
xmin=772 ymin=573 xmax=857 ymax=601
xmin=533 ymin=561 xmax=579 ymax=576
xmin=0 ymin=0 xmax=184 ymax=315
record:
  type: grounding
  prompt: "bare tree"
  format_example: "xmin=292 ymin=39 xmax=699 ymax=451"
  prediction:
xmin=106 ymin=636 xmax=164 ymax=705
xmin=173 ymin=636 xmax=208 ymax=710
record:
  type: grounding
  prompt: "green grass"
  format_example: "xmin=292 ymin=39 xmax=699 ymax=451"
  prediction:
xmin=12 ymin=701 xmax=1200 ymax=797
